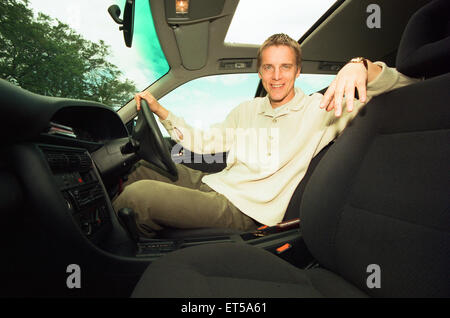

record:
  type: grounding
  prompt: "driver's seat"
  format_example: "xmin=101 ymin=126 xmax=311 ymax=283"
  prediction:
xmin=131 ymin=0 xmax=450 ymax=297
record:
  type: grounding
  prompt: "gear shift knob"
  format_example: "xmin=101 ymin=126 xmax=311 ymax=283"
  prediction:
xmin=117 ymin=207 xmax=140 ymax=243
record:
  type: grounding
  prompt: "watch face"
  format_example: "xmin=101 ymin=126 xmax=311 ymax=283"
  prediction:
xmin=349 ymin=57 xmax=368 ymax=69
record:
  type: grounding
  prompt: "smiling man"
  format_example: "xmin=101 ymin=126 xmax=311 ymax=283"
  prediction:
xmin=113 ymin=33 xmax=419 ymax=236
xmin=258 ymin=42 xmax=301 ymax=108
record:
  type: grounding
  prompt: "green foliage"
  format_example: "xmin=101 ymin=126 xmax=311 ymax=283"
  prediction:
xmin=0 ymin=0 xmax=137 ymax=109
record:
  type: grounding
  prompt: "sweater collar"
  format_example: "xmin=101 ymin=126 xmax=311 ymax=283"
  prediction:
xmin=258 ymin=87 xmax=307 ymax=117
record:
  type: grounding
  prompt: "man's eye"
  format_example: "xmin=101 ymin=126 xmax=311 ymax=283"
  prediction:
xmin=263 ymin=65 xmax=272 ymax=71
xmin=282 ymin=65 xmax=292 ymax=70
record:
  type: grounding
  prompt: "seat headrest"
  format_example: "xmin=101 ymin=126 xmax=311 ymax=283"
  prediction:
xmin=396 ymin=0 xmax=450 ymax=78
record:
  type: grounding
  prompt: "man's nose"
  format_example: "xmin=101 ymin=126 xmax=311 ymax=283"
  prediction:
xmin=272 ymin=67 xmax=281 ymax=80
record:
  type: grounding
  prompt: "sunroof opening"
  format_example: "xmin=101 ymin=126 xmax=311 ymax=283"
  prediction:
xmin=225 ymin=0 xmax=337 ymax=45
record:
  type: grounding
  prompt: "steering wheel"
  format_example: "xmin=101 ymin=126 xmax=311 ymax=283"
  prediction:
xmin=132 ymin=99 xmax=178 ymax=181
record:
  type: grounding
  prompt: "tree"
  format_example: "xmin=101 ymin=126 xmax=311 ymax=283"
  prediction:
xmin=0 ymin=0 xmax=137 ymax=109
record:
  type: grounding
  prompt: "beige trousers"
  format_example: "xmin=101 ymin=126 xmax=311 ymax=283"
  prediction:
xmin=112 ymin=161 xmax=257 ymax=236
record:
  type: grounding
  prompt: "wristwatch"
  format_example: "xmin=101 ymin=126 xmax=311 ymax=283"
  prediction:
xmin=349 ymin=57 xmax=368 ymax=70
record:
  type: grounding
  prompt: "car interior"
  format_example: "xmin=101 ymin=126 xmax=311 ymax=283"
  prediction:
xmin=0 ymin=0 xmax=448 ymax=298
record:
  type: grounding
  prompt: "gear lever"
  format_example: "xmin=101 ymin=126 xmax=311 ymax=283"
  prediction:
xmin=117 ymin=208 xmax=141 ymax=243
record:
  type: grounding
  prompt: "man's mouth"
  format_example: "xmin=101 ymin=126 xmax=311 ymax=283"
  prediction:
xmin=271 ymin=84 xmax=284 ymax=89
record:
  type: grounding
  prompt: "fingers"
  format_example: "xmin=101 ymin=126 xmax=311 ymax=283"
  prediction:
xmin=134 ymin=94 xmax=141 ymax=111
xmin=319 ymin=77 xmax=346 ymax=117
xmin=356 ymin=79 xmax=367 ymax=104
xmin=326 ymin=98 xmax=335 ymax=112
xmin=319 ymin=80 xmax=336 ymax=110
xmin=134 ymin=91 xmax=161 ymax=115
xmin=344 ymin=83 xmax=355 ymax=113
xmin=333 ymin=78 xmax=345 ymax=117
xmin=134 ymin=91 xmax=153 ymax=111
xmin=319 ymin=63 xmax=368 ymax=117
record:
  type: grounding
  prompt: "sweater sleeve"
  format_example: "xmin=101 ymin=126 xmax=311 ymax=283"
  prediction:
xmin=158 ymin=104 xmax=241 ymax=154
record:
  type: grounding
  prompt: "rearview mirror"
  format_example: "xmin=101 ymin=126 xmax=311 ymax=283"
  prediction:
xmin=108 ymin=0 xmax=135 ymax=48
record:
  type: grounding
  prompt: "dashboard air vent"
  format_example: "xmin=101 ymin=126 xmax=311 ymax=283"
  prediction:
xmin=45 ymin=151 xmax=92 ymax=172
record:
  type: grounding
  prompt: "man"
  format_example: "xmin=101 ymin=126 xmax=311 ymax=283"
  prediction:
xmin=113 ymin=34 xmax=418 ymax=237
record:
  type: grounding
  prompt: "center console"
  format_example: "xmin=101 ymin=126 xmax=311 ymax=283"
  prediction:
xmin=41 ymin=145 xmax=111 ymax=242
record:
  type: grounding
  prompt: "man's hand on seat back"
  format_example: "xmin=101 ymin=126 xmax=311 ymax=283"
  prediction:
xmin=319 ymin=59 xmax=382 ymax=117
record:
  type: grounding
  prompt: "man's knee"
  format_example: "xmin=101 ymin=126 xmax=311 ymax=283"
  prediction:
xmin=113 ymin=179 xmax=166 ymax=232
xmin=115 ymin=179 xmax=160 ymax=206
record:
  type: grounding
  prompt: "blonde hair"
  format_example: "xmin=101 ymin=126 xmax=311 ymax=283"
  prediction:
xmin=257 ymin=33 xmax=302 ymax=69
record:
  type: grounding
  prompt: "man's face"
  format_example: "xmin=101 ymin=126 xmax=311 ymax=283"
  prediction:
xmin=258 ymin=45 xmax=301 ymax=108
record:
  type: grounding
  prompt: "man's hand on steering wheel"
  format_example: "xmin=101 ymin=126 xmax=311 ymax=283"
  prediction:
xmin=132 ymin=91 xmax=178 ymax=180
xmin=134 ymin=91 xmax=168 ymax=120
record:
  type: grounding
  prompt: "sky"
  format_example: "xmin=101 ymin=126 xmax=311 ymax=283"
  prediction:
xmin=27 ymin=0 xmax=335 ymax=133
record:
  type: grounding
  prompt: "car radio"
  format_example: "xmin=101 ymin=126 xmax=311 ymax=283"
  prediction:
xmin=41 ymin=146 xmax=110 ymax=239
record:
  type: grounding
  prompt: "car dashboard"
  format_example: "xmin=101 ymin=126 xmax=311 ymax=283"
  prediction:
xmin=1 ymin=80 xmax=135 ymax=246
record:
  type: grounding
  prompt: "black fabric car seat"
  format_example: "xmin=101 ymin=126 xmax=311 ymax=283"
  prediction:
xmin=132 ymin=0 xmax=450 ymax=297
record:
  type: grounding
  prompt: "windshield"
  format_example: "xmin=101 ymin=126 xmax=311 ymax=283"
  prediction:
xmin=0 ymin=0 xmax=169 ymax=110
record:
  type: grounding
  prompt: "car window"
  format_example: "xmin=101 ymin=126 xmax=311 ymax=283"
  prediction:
xmin=295 ymin=73 xmax=335 ymax=95
xmin=156 ymin=73 xmax=260 ymax=137
xmin=153 ymin=73 xmax=335 ymax=137
xmin=1 ymin=0 xmax=169 ymax=110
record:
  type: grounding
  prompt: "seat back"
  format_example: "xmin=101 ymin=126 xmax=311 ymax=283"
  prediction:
xmin=283 ymin=141 xmax=332 ymax=221
xmin=300 ymin=0 xmax=450 ymax=297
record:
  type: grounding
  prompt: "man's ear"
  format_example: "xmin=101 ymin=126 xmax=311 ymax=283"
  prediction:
xmin=296 ymin=66 xmax=301 ymax=78
xmin=258 ymin=70 xmax=262 ymax=79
